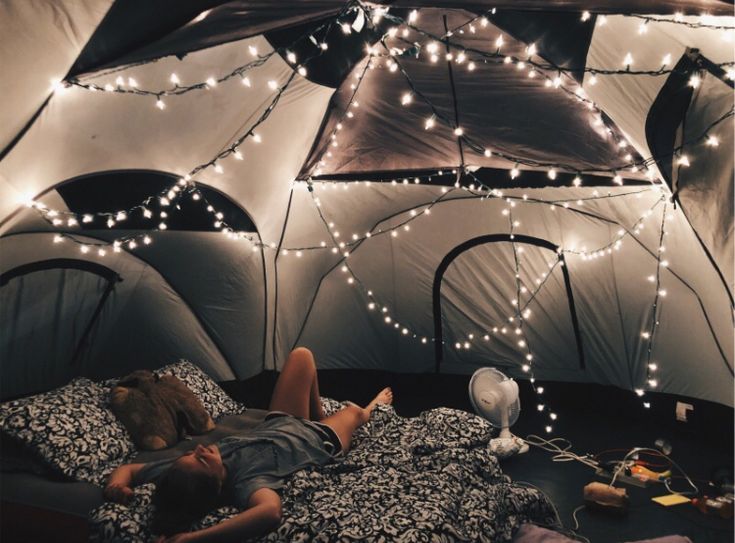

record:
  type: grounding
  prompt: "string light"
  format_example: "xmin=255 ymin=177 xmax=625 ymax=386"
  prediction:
xmin=68 ymin=9 xmax=347 ymax=98
xmin=386 ymin=10 xmax=734 ymax=80
xmin=636 ymin=202 xmax=668 ymax=409
xmin=29 ymin=5 xmax=733 ymax=422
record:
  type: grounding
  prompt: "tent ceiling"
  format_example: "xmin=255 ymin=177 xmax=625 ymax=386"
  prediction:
xmin=301 ymin=8 xmax=645 ymax=177
xmin=67 ymin=2 xmax=735 ymax=77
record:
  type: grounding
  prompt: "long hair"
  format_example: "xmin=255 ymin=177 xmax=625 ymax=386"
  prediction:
xmin=150 ymin=463 xmax=223 ymax=536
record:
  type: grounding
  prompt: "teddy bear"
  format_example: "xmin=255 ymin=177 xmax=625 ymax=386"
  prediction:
xmin=109 ymin=370 xmax=215 ymax=450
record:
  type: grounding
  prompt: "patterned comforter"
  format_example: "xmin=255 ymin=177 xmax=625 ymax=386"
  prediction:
xmin=90 ymin=399 xmax=555 ymax=542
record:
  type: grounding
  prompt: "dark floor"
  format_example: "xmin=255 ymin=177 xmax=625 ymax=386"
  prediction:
xmin=224 ymin=370 xmax=734 ymax=543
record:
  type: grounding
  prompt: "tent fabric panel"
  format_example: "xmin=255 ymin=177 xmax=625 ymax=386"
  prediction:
xmin=271 ymin=187 xmax=342 ymax=367
xmin=98 ymin=232 xmax=269 ymax=380
xmin=77 ymin=1 xmax=345 ymax=74
xmin=0 ymin=35 xmax=334 ymax=246
xmin=387 ymin=2 xmax=733 ymax=14
xmin=584 ymin=13 xmax=735 ymax=175
xmin=0 ymin=268 xmax=111 ymax=399
xmin=489 ymin=10 xmax=595 ymax=82
xmin=301 ymin=9 xmax=636 ymax=178
xmin=675 ymin=73 xmax=734 ymax=293
xmin=0 ymin=0 xmax=113 ymax=154
xmin=2 ymin=230 xmax=269 ymax=380
xmin=0 ymin=234 xmax=235 ymax=397
xmin=287 ymin=183 xmax=732 ymax=405
xmin=437 ymin=241 xmax=580 ymax=372
xmin=68 ymin=2 xmax=733 ymax=81
xmin=69 ymin=0 xmax=227 ymax=76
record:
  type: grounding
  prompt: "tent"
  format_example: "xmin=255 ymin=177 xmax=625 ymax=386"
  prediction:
xmin=2 ymin=1 xmax=731 ymax=408
xmin=1 ymin=2 xmax=734 ymax=542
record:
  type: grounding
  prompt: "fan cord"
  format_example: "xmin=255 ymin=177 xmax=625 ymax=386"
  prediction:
xmin=525 ymin=434 xmax=600 ymax=469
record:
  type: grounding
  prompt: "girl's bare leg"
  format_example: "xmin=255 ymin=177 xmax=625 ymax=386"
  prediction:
xmin=269 ymin=347 xmax=394 ymax=452
xmin=269 ymin=347 xmax=325 ymax=420
xmin=321 ymin=388 xmax=393 ymax=453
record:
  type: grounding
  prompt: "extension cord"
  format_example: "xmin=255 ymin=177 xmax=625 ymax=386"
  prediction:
xmin=595 ymin=467 xmax=649 ymax=488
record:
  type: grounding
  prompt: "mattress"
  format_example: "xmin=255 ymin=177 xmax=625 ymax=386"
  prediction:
xmin=0 ymin=410 xmax=270 ymax=518
xmin=90 ymin=400 xmax=557 ymax=542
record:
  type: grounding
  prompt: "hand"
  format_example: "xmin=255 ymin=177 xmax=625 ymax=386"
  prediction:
xmin=103 ymin=483 xmax=133 ymax=505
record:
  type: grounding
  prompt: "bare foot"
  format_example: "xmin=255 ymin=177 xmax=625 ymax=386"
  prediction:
xmin=364 ymin=387 xmax=393 ymax=418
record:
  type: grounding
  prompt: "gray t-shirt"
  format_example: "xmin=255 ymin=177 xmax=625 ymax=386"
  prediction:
xmin=136 ymin=414 xmax=336 ymax=508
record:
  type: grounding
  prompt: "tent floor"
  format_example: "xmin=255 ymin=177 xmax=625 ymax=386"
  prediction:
xmin=226 ymin=370 xmax=734 ymax=543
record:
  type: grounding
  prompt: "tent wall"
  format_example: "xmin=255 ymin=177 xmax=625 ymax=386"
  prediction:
xmin=0 ymin=33 xmax=335 ymax=376
xmin=0 ymin=4 xmax=732 ymax=409
xmin=584 ymin=12 xmax=734 ymax=308
xmin=0 ymin=0 xmax=113 ymax=154
xmin=283 ymin=182 xmax=733 ymax=406
xmin=0 ymin=233 xmax=238 ymax=399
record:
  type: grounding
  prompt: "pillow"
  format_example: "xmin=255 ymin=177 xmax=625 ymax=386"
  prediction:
xmin=153 ymin=360 xmax=245 ymax=420
xmin=0 ymin=378 xmax=135 ymax=484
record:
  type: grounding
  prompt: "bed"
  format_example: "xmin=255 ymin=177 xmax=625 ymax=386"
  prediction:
xmin=1 ymin=362 xmax=556 ymax=542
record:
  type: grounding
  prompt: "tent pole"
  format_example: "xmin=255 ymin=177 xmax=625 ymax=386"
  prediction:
xmin=442 ymin=15 xmax=465 ymax=169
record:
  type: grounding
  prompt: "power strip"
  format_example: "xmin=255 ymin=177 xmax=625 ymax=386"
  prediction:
xmin=595 ymin=468 xmax=649 ymax=488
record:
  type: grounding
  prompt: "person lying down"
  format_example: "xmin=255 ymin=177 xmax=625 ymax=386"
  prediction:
xmin=104 ymin=347 xmax=393 ymax=543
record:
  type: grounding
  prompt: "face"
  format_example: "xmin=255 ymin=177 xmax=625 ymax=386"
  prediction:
xmin=175 ymin=444 xmax=226 ymax=483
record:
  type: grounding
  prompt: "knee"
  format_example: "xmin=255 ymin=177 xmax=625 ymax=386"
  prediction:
xmin=346 ymin=404 xmax=367 ymax=425
xmin=286 ymin=347 xmax=316 ymax=372
xmin=291 ymin=346 xmax=314 ymax=360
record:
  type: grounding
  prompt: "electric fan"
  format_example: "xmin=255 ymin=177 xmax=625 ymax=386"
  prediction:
xmin=469 ymin=367 xmax=529 ymax=457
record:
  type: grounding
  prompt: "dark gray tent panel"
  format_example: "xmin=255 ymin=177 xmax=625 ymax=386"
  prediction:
xmin=0 ymin=259 xmax=120 ymax=399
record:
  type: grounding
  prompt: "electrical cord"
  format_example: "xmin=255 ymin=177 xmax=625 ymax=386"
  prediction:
xmin=571 ymin=505 xmax=586 ymax=532
xmin=525 ymin=434 xmax=600 ymax=469
xmin=608 ymin=447 xmax=699 ymax=496
xmin=515 ymin=480 xmax=591 ymax=543
xmin=527 ymin=435 xmax=699 ymax=496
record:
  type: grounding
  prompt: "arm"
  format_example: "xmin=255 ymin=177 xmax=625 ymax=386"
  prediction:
xmin=157 ymin=488 xmax=282 ymax=543
xmin=103 ymin=463 xmax=145 ymax=504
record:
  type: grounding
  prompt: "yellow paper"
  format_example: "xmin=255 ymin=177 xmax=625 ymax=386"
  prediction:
xmin=651 ymin=494 xmax=691 ymax=506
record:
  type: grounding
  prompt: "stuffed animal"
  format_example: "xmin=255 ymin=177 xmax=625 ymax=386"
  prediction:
xmin=110 ymin=370 xmax=215 ymax=450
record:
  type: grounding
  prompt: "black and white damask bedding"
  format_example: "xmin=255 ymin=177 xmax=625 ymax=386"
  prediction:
xmin=0 ymin=361 xmax=246 ymax=484
xmin=90 ymin=399 xmax=556 ymax=543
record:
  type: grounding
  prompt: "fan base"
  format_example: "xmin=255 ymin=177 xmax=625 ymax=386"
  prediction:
xmin=489 ymin=436 xmax=529 ymax=458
